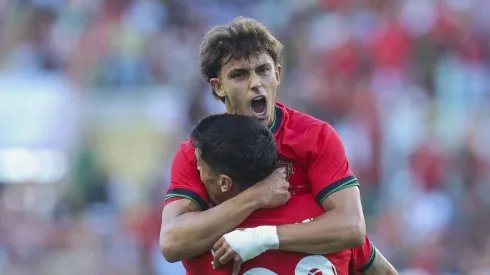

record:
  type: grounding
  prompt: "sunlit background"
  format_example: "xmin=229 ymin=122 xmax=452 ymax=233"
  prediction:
xmin=0 ymin=0 xmax=489 ymax=274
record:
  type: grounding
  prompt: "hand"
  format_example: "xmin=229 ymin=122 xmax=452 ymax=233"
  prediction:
xmin=212 ymin=228 xmax=244 ymax=269
xmin=212 ymin=226 xmax=279 ymax=272
xmin=249 ymin=167 xmax=290 ymax=209
xmin=212 ymin=236 xmax=243 ymax=275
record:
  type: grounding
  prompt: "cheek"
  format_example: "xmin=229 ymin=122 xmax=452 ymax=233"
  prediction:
xmin=201 ymin=172 xmax=220 ymax=191
xmin=209 ymin=184 xmax=221 ymax=195
xmin=227 ymin=87 xmax=249 ymax=108
xmin=263 ymin=74 xmax=279 ymax=88
xmin=266 ymin=76 xmax=278 ymax=92
xmin=200 ymin=170 xmax=210 ymax=182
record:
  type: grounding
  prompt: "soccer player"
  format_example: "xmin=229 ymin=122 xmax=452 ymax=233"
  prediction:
xmin=161 ymin=16 xmax=365 ymax=271
xmin=185 ymin=113 xmax=398 ymax=274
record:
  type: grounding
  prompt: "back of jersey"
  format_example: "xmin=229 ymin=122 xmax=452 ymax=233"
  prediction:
xmin=232 ymin=192 xmax=352 ymax=275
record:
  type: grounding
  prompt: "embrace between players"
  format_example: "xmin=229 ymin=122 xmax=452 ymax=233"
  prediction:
xmin=160 ymin=17 xmax=398 ymax=275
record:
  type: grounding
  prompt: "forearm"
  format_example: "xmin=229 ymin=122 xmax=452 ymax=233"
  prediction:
xmin=277 ymin=209 xmax=365 ymax=254
xmin=160 ymin=192 xmax=258 ymax=262
xmin=363 ymin=248 xmax=398 ymax=275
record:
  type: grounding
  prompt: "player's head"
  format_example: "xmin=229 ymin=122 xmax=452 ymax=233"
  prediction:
xmin=199 ymin=16 xmax=283 ymax=127
xmin=190 ymin=114 xmax=277 ymax=204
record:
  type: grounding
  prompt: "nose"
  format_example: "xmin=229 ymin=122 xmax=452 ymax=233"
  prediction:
xmin=249 ymin=72 xmax=262 ymax=92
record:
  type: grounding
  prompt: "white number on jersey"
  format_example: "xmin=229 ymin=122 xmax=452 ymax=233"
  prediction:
xmin=244 ymin=255 xmax=337 ymax=275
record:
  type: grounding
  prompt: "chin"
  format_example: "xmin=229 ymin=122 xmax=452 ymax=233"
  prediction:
xmin=258 ymin=119 xmax=269 ymax=126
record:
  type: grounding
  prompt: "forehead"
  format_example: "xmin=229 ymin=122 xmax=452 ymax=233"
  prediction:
xmin=220 ymin=52 xmax=274 ymax=75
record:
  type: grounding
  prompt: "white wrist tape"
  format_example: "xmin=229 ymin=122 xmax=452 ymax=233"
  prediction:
xmin=223 ymin=226 xmax=279 ymax=262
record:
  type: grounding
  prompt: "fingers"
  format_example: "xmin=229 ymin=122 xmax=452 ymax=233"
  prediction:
xmin=212 ymin=236 xmax=244 ymax=271
xmin=212 ymin=237 xmax=226 ymax=269
xmin=213 ymin=237 xmax=225 ymax=252
xmin=212 ymin=245 xmax=228 ymax=269
xmin=217 ymin=249 xmax=236 ymax=267
xmin=274 ymin=167 xmax=286 ymax=177
xmin=232 ymin=255 xmax=243 ymax=275
xmin=213 ymin=245 xmax=240 ymax=270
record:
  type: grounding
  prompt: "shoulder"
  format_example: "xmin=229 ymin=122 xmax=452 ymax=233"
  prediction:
xmin=277 ymin=102 xmax=335 ymax=146
xmin=172 ymin=140 xmax=197 ymax=166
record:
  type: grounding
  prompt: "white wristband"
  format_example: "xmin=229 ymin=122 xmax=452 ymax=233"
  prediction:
xmin=223 ymin=226 xmax=279 ymax=262
xmin=255 ymin=225 xmax=280 ymax=250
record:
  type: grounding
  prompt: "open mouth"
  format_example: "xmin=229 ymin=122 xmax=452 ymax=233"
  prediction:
xmin=251 ymin=95 xmax=267 ymax=117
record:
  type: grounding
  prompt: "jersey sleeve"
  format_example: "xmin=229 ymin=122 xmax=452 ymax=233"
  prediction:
xmin=306 ymin=123 xmax=359 ymax=205
xmin=164 ymin=144 xmax=210 ymax=211
xmin=350 ymin=235 xmax=376 ymax=274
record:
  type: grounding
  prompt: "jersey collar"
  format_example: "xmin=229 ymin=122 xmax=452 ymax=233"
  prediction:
xmin=269 ymin=104 xmax=283 ymax=134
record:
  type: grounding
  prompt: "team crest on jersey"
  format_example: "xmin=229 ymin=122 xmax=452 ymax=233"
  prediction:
xmin=275 ymin=157 xmax=295 ymax=180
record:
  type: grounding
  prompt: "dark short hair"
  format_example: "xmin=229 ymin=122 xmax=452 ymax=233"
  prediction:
xmin=199 ymin=16 xmax=283 ymax=102
xmin=190 ymin=114 xmax=277 ymax=190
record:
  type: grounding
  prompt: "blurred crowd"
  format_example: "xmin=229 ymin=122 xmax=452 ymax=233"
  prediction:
xmin=0 ymin=0 xmax=489 ymax=274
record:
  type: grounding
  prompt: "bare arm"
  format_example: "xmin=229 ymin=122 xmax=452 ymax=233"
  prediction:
xmin=276 ymin=124 xmax=366 ymax=254
xmin=362 ymin=247 xmax=398 ymax=275
xmin=277 ymin=186 xmax=365 ymax=254
xmin=160 ymin=191 xmax=259 ymax=262
xmin=211 ymin=186 xmax=365 ymax=268
xmin=160 ymin=168 xmax=290 ymax=262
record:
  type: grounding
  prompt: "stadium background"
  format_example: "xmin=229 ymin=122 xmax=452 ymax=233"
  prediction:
xmin=0 ymin=0 xmax=489 ymax=274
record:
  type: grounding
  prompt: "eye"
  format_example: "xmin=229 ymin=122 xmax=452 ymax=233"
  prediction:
xmin=258 ymin=66 xmax=271 ymax=74
xmin=231 ymin=72 xmax=244 ymax=79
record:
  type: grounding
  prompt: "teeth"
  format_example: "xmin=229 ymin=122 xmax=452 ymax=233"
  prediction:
xmin=253 ymin=96 xmax=264 ymax=101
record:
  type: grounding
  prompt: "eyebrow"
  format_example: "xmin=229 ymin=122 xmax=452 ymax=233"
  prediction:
xmin=226 ymin=62 xmax=272 ymax=77
xmin=228 ymin=68 xmax=249 ymax=76
xmin=257 ymin=63 xmax=272 ymax=70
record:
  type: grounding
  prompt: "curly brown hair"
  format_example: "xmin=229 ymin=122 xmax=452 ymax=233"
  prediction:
xmin=199 ymin=16 xmax=283 ymax=102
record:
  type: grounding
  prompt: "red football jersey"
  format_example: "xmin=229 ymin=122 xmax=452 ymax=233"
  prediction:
xmin=164 ymin=103 xmax=364 ymax=274
xmin=350 ymin=235 xmax=376 ymax=274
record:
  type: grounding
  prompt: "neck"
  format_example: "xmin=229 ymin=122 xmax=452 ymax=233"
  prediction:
xmin=224 ymin=100 xmax=234 ymax=115
xmin=268 ymin=105 xmax=276 ymax=128
xmin=213 ymin=189 xmax=240 ymax=206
